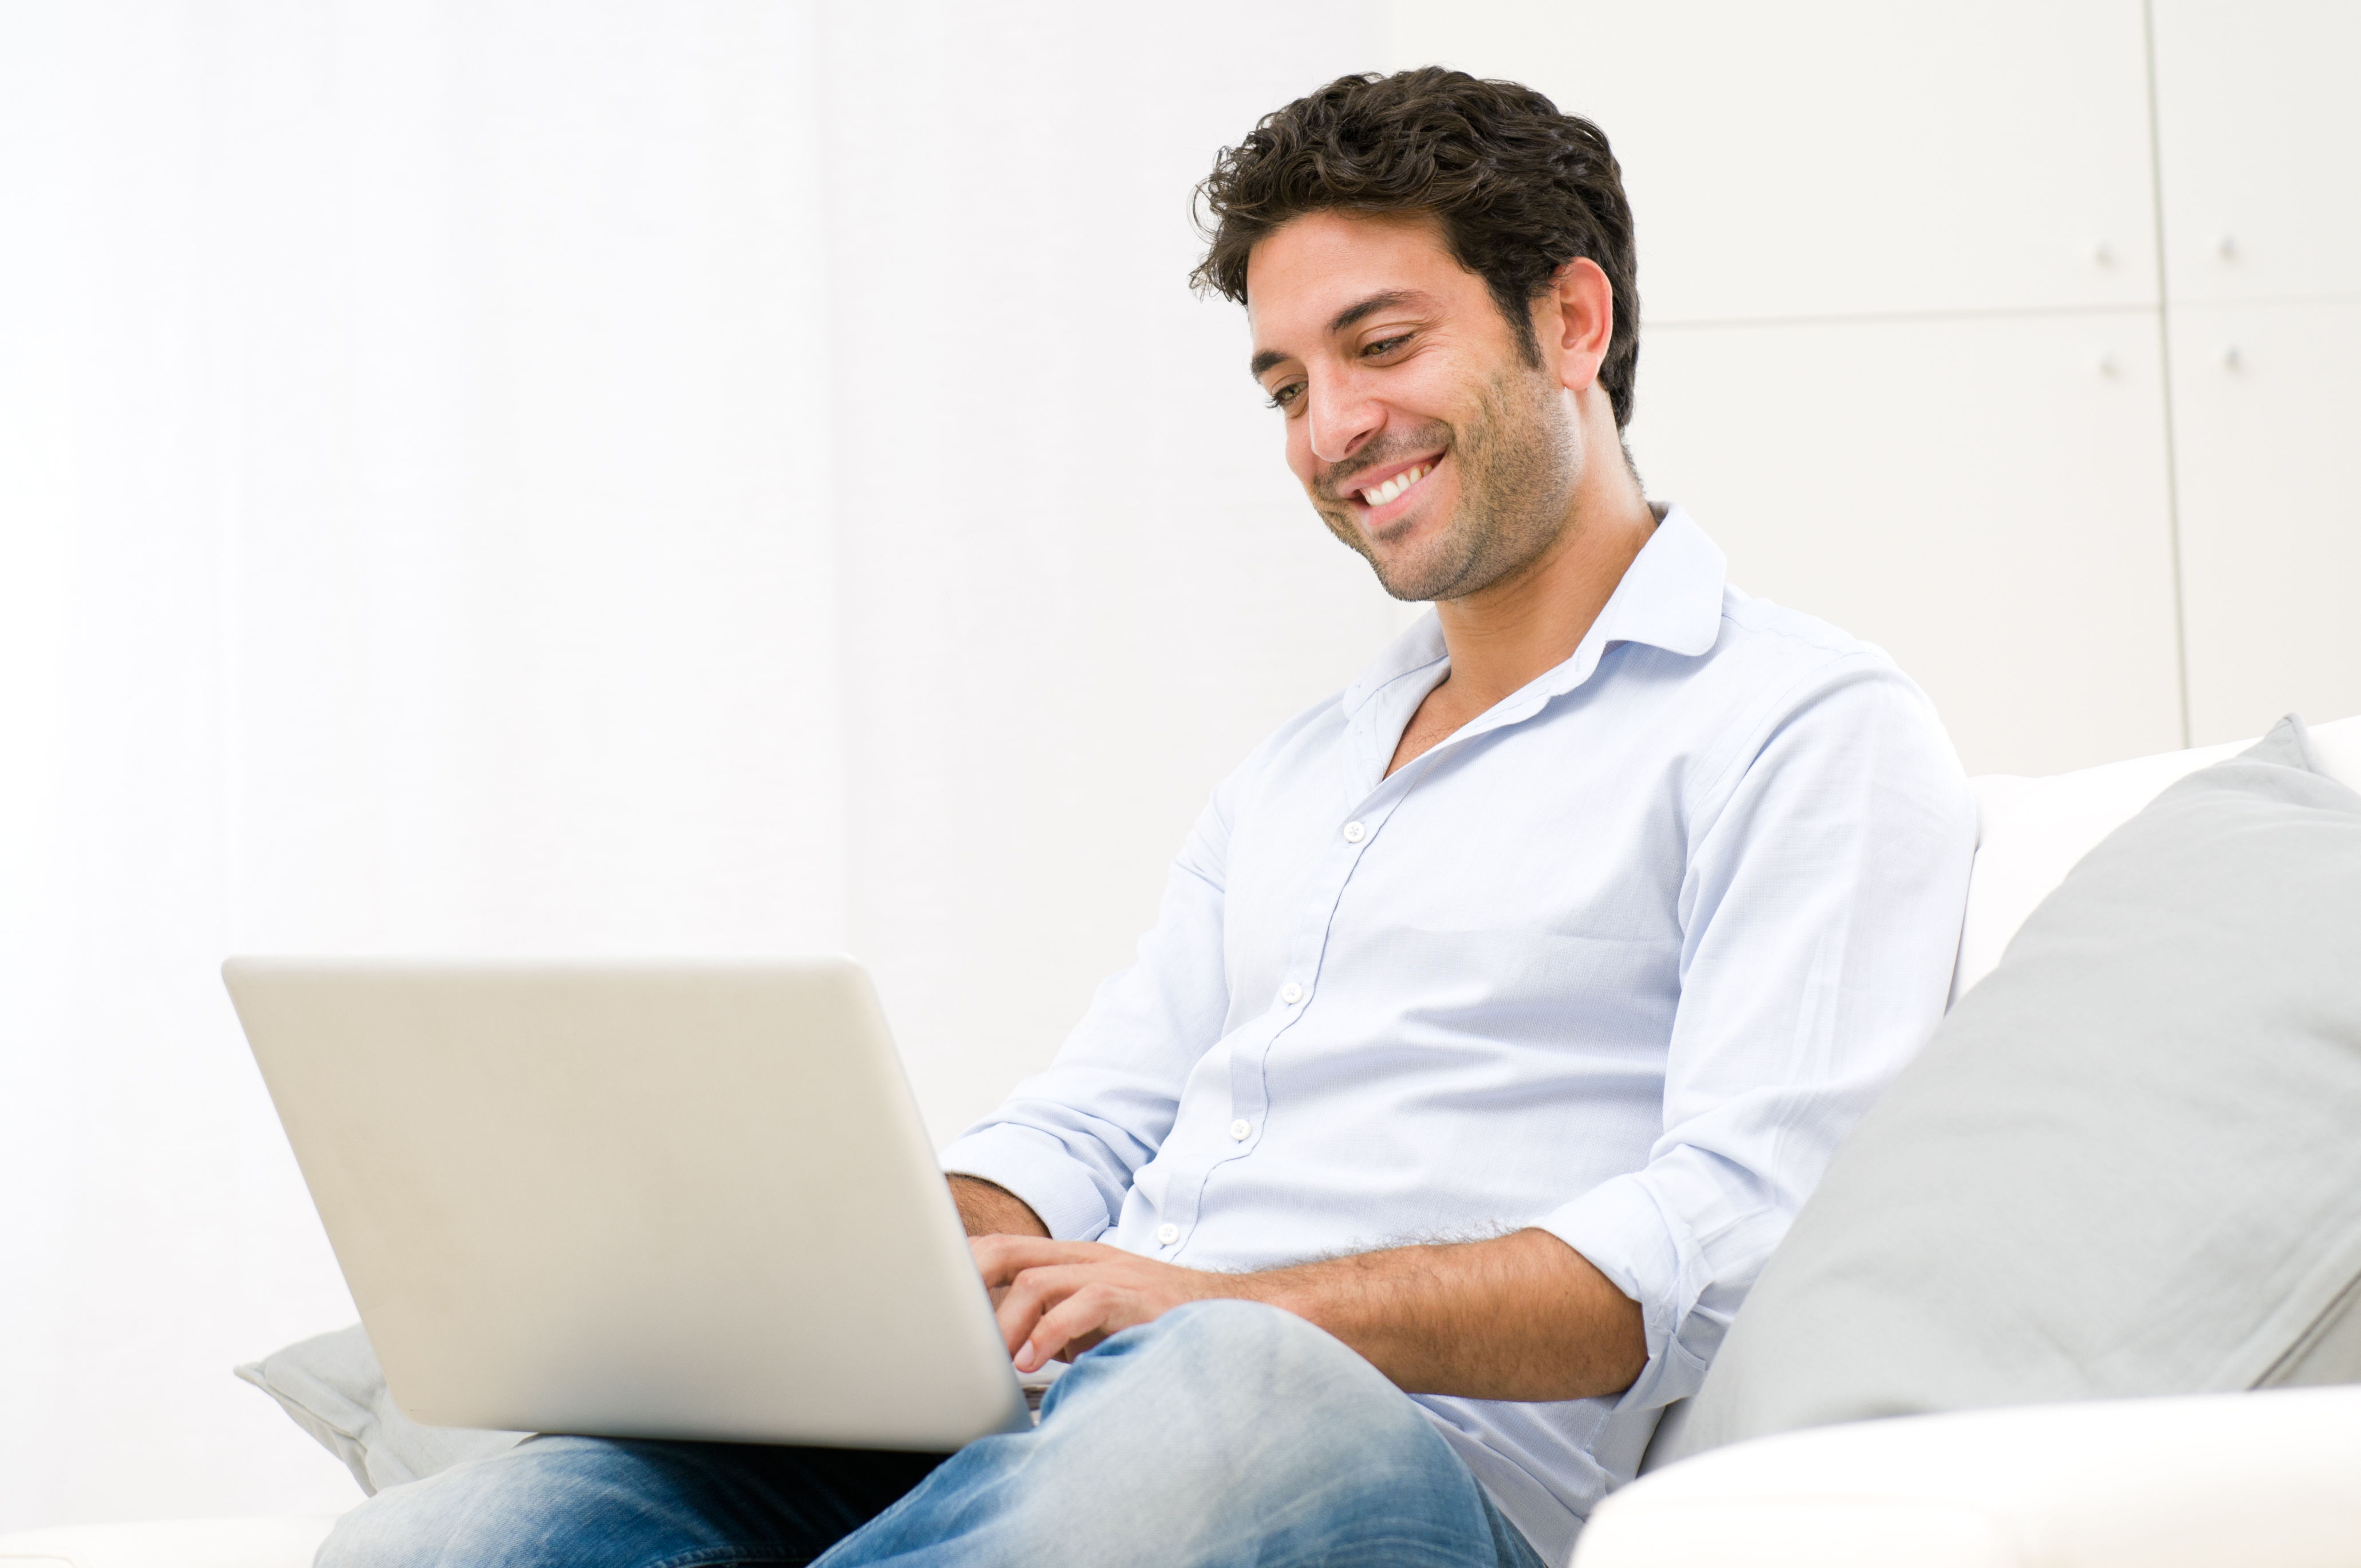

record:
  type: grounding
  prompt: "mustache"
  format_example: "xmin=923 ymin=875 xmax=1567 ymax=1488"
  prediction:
xmin=1317 ymin=428 xmax=1452 ymax=502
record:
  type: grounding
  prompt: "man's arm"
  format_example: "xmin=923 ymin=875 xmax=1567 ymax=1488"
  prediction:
xmin=935 ymin=781 xmax=1244 ymax=1243
xmin=970 ymin=1228 xmax=1644 ymax=1402
xmin=963 ymin=661 xmax=1971 ymax=1408
xmin=949 ymin=1174 xmax=1048 ymax=1239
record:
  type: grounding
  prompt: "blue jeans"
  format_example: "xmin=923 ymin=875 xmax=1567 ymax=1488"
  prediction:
xmin=318 ymin=1301 xmax=1548 ymax=1568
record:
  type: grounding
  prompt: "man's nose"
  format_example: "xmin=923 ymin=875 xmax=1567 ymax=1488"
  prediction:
xmin=1307 ymin=375 xmax=1383 ymax=467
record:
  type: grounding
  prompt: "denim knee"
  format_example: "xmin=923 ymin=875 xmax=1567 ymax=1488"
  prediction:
xmin=317 ymin=1446 xmax=530 ymax=1568
xmin=316 ymin=1436 xmax=713 ymax=1568
xmin=1059 ymin=1298 xmax=1426 ymax=1440
xmin=1038 ymin=1301 xmax=1477 ymax=1526
xmin=823 ymin=1302 xmax=1515 ymax=1567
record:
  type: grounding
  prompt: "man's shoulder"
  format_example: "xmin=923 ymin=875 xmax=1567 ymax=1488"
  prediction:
xmin=1679 ymin=582 xmax=1935 ymax=722
xmin=1601 ymin=509 xmax=1919 ymax=722
xmin=1709 ymin=583 xmax=1895 ymax=674
xmin=1648 ymin=583 xmax=1959 ymax=813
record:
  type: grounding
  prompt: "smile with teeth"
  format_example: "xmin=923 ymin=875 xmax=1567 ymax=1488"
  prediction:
xmin=1359 ymin=462 xmax=1433 ymax=509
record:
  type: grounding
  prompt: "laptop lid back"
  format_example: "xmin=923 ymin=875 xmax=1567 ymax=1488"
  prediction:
xmin=224 ymin=956 xmax=1026 ymax=1450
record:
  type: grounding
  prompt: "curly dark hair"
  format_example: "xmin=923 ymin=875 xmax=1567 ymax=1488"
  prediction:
xmin=1192 ymin=67 xmax=1640 ymax=428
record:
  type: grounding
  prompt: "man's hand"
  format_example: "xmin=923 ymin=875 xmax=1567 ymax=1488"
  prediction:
xmin=971 ymin=1236 xmax=1231 ymax=1372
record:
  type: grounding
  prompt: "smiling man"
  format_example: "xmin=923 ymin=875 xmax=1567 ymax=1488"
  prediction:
xmin=325 ymin=68 xmax=1975 ymax=1568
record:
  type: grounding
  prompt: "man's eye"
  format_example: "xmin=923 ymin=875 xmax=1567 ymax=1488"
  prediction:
xmin=1364 ymin=333 xmax=1412 ymax=357
xmin=1266 ymin=383 xmax=1304 ymax=411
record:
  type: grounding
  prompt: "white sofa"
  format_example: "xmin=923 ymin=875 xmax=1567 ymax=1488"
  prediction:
xmin=1577 ymin=1382 xmax=2361 ymax=1567
xmin=10 ymin=717 xmax=2359 ymax=1568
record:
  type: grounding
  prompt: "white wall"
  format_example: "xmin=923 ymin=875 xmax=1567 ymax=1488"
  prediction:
xmin=2 ymin=0 xmax=2354 ymax=1533
xmin=0 ymin=0 xmax=858 ymax=1529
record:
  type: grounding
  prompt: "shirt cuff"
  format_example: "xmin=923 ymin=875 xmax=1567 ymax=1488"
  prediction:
xmin=941 ymin=1123 xmax=1118 ymax=1242
xmin=1540 ymin=1171 xmax=1713 ymax=1412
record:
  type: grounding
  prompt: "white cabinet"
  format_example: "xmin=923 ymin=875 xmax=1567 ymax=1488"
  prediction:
xmin=1381 ymin=0 xmax=2158 ymax=323
xmin=1629 ymin=311 xmax=2184 ymax=776
xmin=2152 ymin=0 xmax=2361 ymax=304
xmin=2148 ymin=1 xmax=2361 ymax=744
xmin=2167 ymin=299 xmax=2361 ymax=744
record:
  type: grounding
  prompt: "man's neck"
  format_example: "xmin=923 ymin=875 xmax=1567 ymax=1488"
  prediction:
xmin=1385 ymin=472 xmax=1656 ymax=780
xmin=1431 ymin=484 xmax=1659 ymax=716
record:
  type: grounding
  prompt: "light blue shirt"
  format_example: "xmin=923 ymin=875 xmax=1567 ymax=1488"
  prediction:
xmin=942 ymin=507 xmax=1976 ymax=1562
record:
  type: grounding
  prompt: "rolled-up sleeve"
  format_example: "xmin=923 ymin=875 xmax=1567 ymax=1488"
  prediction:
xmin=1538 ymin=653 xmax=1977 ymax=1410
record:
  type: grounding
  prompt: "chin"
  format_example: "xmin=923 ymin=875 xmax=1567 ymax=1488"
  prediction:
xmin=1367 ymin=552 xmax=1453 ymax=604
xmin=1363 ymin=518 xmax=1454 ymax=593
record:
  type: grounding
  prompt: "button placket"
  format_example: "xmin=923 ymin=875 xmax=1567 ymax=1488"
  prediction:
xmin=1197 ymin=771 xmax=1418 ymax=1248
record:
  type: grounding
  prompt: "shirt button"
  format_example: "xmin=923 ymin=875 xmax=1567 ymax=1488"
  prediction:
xmin=1229 ymin=1118 xmax=1252 ymax=1140
xmin=1343 ymin=820 xmax=1367 ymax=842
xmin=1156 ymin=1223 xmax=1179 ymax=1246
xmin=1280 ymin=982 xmax=1303 ymax=1004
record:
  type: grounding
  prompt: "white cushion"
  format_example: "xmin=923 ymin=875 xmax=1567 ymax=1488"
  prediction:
xmin=1952 ymin=711 xmax=2361 ymax=1002
xmin=1574 ymin=1384 xmax=2361 ymax=1568
xmin=0 ymin=1516 xmax=338 ymax=1568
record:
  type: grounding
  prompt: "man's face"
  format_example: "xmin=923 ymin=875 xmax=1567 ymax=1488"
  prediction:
xmin=1246 ymin=211 xmax=1581 ymax=604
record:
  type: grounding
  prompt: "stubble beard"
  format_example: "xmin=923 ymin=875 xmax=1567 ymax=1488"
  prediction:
xmin=1316 ymin=361 xmax=1583 ymax=604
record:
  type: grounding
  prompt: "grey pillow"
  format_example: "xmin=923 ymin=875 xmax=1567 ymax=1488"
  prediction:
xmin=1663 ymin=714 xmax=2361 ymax=1461
xmin=235 ymin=1324 xmax=528 ymax=1495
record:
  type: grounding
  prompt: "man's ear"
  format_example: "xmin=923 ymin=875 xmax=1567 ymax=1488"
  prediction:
xmin=1538 ymin=257 xmax=1615 ymax=395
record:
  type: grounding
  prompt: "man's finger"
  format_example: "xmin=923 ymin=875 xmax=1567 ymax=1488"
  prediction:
xmin=969 ymin=1234 xmax=1100 ymax=1287
xmin=1017 ymin=1282 xmax=1124 ymax=1372
xmin=994 ymin=1262 xmax=1096 ymax=1359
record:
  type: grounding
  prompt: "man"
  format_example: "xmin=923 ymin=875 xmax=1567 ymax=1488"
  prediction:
xmin=327 ymin=68 xmax=1974 ymax=1568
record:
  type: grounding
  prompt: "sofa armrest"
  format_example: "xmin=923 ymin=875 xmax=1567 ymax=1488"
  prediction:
xmin=0 ymin=1515 xmax=341 ymax=1568
xmin=1575 ymin=1385 xmax=2361 ymax=1568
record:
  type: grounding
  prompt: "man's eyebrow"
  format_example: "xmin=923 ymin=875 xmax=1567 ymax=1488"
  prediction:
xmin=1249 ymin=290 xmax=1432 ymax=381
xmin=1327 ymin=289 xmax=1422 ymax=337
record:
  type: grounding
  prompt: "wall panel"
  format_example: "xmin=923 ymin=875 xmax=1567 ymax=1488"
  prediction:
xmin=2153 ymin=0 xmax=2361 ymax=304
xmin=2169 ymin=299 xmax=2361 ymax=742
xmin=2151 ymin=0 xmax=2361 ymax=743
xmin=1629 ymin=310 xmax=2183 ymax=775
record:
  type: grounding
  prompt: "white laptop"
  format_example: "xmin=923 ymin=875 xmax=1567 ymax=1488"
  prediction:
xmin=223 ymin=956 xmax=1030 ymax=1450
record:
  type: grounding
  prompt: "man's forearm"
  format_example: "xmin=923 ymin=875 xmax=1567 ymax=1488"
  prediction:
xmin=1242 ymin=1228 xmax=1646 ymax=1401
xmin=948 ymin=1174 xmax=1049 ymax=1239
xmin=970 ymin=1217 xmax=1646 ymax=1402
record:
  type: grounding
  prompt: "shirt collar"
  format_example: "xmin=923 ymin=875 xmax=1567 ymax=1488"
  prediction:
xmin=1341 ymin=503 xmax=1726 ymax=719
